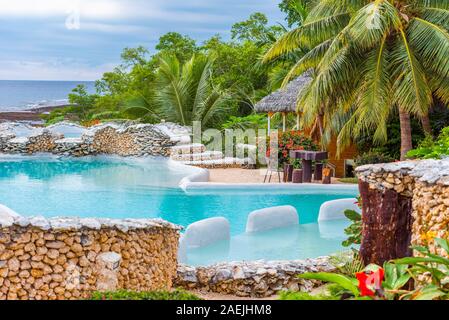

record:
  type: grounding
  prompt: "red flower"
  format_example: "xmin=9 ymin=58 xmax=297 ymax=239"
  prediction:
xmin=356 ymin=268 xmax=384 ymax=297
xmin=266 ymin=149 xmax=271 ymax=157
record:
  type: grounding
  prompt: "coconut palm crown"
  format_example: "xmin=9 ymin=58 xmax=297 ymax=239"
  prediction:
xmin=264 ymin=0 xmax=449 ymax=159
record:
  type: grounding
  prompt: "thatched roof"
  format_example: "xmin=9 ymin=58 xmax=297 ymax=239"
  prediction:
xmin=254 ymin=74 xmax=312 ymax=113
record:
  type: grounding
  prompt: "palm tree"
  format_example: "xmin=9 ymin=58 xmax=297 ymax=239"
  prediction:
xmin=155 ymin=54 xmax=230 ymax=128
xmin=264 ymin=0 xmax=449 ymax=160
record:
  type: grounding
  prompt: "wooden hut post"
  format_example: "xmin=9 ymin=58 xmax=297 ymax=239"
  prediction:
xmin=296 ymin=113 xmax=300 ymax=130
xmin=282 ymin=112 xmax=286 ymax=132
xmin=267 ymin=113 xmax=272 ymax=136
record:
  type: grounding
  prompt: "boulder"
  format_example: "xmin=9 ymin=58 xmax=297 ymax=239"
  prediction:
xmin=318 ymin=198 xmax=360 ymax=222
xmin=246 ymin=205 xmax=299 ymax=233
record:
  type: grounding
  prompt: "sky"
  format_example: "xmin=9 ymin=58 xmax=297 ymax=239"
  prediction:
xmin=0 ymin=0 xmax=284 ymax=81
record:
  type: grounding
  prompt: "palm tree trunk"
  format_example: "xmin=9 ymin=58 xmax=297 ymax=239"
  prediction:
xmin=399 ymin=108 xmax=413 ymax=161
xmin=421 ymin=114 xmax=432 ymax=136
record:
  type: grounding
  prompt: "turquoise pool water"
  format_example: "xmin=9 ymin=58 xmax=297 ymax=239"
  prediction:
xmin=0 ymin=155 xmax=358 ymax=265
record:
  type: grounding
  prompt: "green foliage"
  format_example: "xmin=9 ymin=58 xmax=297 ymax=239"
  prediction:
xmin=88 ymin=289 xmax=202 ymax=301
xmin=329 ymin=251 xmax=364 ymax=277
xmin=299 ymin=272 xmax=360 ymax=296
xmin=342 ymin=197 xmax=363 ymax=248
xmin=355 ymin=151 xmax=395 ymax=167
xmin=278 ymin=0 xmax=311 ymax=27
xmin=275 ymin=130 xmax=318 ymax=166
xmin=265 ymin=0 xmax=449 ymax=158
xmin=155 ymin=32 xmax=198 ymax=63
xmin=342 ymin=210 xmax=362 ymax=248
xmin=408 ymin=127 xmax=449 ymax=159
xmin=221 ymin=114 xmax=267 ymax=130
xmin=231 ymin=13 xmax=283 ymax=45
xmin=338 ymin=177 xmax=359 ymax=184
xmin=393 ymin=237 xmax=449 ymax=299
xmin=155 ymin=54 xmax=230 ymax=128
xmin=288 ymin=238 xmax=449 ymax=300
xmin=279 ymin=290 xmax=338 ymax=300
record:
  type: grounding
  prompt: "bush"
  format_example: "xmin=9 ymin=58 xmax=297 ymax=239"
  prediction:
xmin=338 ymin=177 xmax=359 ymax=184
xmin=354 ymin=151 xmax=394 ymax=167
xmin=88 ymin=289 xmax=202 ymax=300
xmin=222 ymin=114 xmax=267 ymax=130
xmin=267 ymin=130 xmax=317 ymax=167
xmin=407 ymin=127 xmax=449 ymax=159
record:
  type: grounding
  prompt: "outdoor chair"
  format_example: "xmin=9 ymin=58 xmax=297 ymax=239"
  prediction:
xmin=264 ymin=157 xmax=283 ymax=183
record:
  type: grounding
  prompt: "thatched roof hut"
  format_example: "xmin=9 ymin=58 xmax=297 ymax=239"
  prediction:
xmin=254 ymin=74 xmax=312 ymax=114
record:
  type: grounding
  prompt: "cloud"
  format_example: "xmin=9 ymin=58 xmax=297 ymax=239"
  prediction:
xmin=0 ymin=0 xmax=123 ymax=19
xmin=0 ymin=0 xmax=284 ymax=80
xmin=0 ymin=59 xmax=116 ymax=81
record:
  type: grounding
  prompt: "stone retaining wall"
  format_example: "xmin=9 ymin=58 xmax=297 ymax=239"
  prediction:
xmin=176 ymin=258 xmax=334 ymax=298
xmin=0 ymin=213 xmax=180 ymax=300
xmin=0 ymin=122 xmax=179 ymax=157
xmin=356 ymin=159 xmax=449 ymax=262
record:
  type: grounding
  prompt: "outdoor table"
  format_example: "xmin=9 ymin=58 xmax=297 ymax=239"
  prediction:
xmin=289 ymin=150 xmax=328 ymax=183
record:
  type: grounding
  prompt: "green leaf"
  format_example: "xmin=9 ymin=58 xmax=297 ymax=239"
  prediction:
xmin=383 ymin=263 xmax=411 ymax=291
xmin=412 ymin=285 xmax=446 ymax=300
xmin=344 ymin=209 xmax=362 ymax=221
xmin=298 ymin=272 xmax=360 ymax=296
xmin=394 ymin=257 xmax=445 ymax=265
xmin=435 ymin=238 xmax=449 ymax=253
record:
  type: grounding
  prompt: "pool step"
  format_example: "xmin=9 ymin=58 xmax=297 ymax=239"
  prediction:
xmin=171 ymin=151 xmax=224 ymax=161
xmin=170 ymin=143 xmax=206 ymax=155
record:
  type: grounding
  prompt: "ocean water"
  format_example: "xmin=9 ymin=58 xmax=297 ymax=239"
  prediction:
xmin=0 ymin=80 xmax=96 ymax=111
xmin=0 ymin=155 xmax=358 ymax=264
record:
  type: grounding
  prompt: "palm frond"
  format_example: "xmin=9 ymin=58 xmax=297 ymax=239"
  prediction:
xmin=391 ymin=30 xmax=432 ymax=116
xmin=408 ymin=18 xmax=449 ymax=79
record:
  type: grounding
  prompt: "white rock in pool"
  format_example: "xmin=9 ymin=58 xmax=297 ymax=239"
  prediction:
xmin=0 ymin=204 xmax=21 ymax=227
xmin=246 ymin=205 xmax=299 ymax=233
xmin=318 ymin=198 xmax=360 ymax=222
xmin=182 ymin=217 xmax=230 ymax=249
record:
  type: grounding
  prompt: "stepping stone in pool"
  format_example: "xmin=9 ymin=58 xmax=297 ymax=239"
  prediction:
xmin=181 ymin=217 xmax=230 ymax=249
xmin=318 ymin=198 xmax=360 ymax=222
xmin=245 ymin=205 xmax=299 ymax=233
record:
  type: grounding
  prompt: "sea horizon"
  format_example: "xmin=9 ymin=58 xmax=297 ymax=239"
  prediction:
xmin=0 ymin=80 xmax=96 ymax=112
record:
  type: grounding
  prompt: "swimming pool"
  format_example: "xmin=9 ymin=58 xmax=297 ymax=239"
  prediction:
xmin=0 ymin=155 xmax=358 ymax=265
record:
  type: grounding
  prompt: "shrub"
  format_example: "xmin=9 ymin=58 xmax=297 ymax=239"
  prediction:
xmin=267 ymin=130 xmax=317 ymax=167
xmin=222 ymin=114 xmax=267 ymax=130
xmin=338 ymin=177 xmax=359 ymax=184
xmin=342 ymin=197 xmax=363 ymax=248
xmin=291 ymin=237 xmax=449 ymax=300
xmin=407 ymin=127 xmax=449 ymax=159
xmin=354 ymin=151 xmax=394 ymax=167
xmin=88 ymin=289 xmax=202 ymax=300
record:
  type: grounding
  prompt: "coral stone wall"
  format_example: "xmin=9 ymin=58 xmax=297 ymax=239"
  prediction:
xmin=91 ymin=127 xmax=139 ymax=156
xmin=176 ymin=258 xmax=335 ymax=298
xmin=0 ymin=122 xmax=179 ymax=157
xmin=27 ymin=131 xmax=62 ymax=154
xmin=356 ymin=159 xmax=449 ymax=261
xmin=0 ymin=216 xmax=180 ymax=300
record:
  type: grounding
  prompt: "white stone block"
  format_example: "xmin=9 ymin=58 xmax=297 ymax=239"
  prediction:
xmin=246 ymin=206 xmax=299 ymax=233
xmin=183 ymin=217 xmax=230 ymax=249
xmin=318 ymin=198 xmax=360 ymax=222
xmin=0 ymin=204 xmax=20 ymax=227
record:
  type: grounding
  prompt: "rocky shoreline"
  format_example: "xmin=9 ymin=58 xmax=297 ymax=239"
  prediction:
xmin=0 ymin=106 xmax=67 ymax=123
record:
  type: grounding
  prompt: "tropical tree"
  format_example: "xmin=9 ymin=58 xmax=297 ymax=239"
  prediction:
xmin=155 ymin=54 xmax=231 ymax=128
xmin=264 ymin=0 xmax=449 ymax=160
